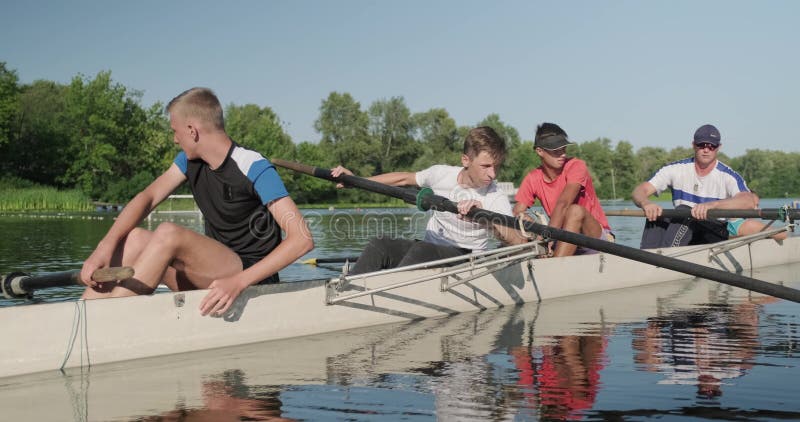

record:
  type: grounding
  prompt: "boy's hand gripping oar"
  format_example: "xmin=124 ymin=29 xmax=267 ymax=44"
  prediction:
xmin=1 ymin=267 xmax=135 ymax=299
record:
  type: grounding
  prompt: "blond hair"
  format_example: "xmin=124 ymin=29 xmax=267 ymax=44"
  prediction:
xmin=166 ymin=87 xmax=225 ymax=130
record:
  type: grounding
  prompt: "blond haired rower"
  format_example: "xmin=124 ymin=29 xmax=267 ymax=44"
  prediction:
xmin=80 ymin=88 xmax=313 ymax=316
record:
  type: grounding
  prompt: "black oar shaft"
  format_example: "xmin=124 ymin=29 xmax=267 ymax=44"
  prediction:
xmin=304 ymin=257 xmax=359 ymax=265
xmin=2 ymin=267 xmax=134 ymax=299
xmin=275 ymin=160 xmax=419 ymax=204
xmin=273 ymin=159 xmax=800 ymax=304
xmin=606 ymin=208 xmax=800 ymax=220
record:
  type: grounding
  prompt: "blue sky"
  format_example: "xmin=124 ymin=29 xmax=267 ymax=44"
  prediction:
xmin=2 ymin=0 xmax=798 ymax=157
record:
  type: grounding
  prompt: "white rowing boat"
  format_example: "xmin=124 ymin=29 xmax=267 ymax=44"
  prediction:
xmin=0 ymin=261 xmax=796 ymax=420
xmin=0 ymin=227 xmax=797 ymax=380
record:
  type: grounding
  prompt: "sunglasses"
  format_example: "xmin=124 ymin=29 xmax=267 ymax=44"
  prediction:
xmin=694 ymin=142 xmax=719 ymax=151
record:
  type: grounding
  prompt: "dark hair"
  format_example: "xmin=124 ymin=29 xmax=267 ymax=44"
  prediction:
xmin=166 ymin=87 xmax=225 ymax=130
xmin=463 ymin=126 xmax=507 ymax=163
xmin=533 ymin=122 xmax=573 ymax=150
xmin=534 ymin=122 xmax=567 ymax=141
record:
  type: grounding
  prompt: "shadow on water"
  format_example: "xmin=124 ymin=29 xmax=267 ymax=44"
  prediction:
xmin=1 ymin=263 xmax=799 ymax=420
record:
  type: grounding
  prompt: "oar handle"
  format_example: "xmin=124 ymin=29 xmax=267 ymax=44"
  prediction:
xmin=91 ymin=267 xmax=135 ymax=283
xmin=273 ymin=159 xmax=326 ymax=180
xmin=1 ymin=266 xmax=135 ymax=299
xmin=273 ymin=158 xmax=800 ymax=304
xmin=272 ymin=159 xmax=420 ymax=204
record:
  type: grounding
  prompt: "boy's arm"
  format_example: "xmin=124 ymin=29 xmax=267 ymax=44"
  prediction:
xmin=548 ymin=182 xmax=582 ymax=230
xmin=199 ymin=195 xmax=314 ymax=316
xmin=330 ymin=166 xmax=418 ymax=187
xmin=368 ymin=172 xmax=418 ymax=187
xmin=80 ymin=164 xmax=186 ymax=286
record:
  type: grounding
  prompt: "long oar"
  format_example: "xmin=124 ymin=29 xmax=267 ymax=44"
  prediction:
xmin=301 ymin=257 xmax=359 ymax=266
xmin=606 ymin=208 xmax=800 ymax=220
xmin=1 ymin=267 xmax=134 ymax=299
xmin=272 ymin=158 xmax=800 ymax=303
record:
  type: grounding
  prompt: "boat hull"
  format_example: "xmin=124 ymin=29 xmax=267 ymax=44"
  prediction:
xmin=1 ymin=236 xmax=798 ymax=379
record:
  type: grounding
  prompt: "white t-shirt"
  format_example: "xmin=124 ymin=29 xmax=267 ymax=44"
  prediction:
xmin=415 ymin=165 xmax=513 ymax=251
xmin=648 ymin=158 xmax=749 ymax=208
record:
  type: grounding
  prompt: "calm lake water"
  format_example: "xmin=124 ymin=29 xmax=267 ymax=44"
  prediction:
xmin=1 ymin=199 xmax=799 ymax=420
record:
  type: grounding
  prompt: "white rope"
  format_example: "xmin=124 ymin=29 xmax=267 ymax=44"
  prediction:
xmin=60 ymin=300 xmax=89 ymax=372
xmin=517 ymin=215 xmax=535 ymax=239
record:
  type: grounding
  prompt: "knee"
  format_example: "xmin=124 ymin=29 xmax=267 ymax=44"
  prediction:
xmin=564 ymin=204 xmax=586 ymax=221
xmin=125 ymin=227 xmax=151 ymax=247
xmin=151 ymin=222 xmax=183 ymax=249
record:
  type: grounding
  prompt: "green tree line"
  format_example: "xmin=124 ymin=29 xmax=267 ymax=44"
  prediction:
xmin=1 ymin=63 xmax=798 ymax=205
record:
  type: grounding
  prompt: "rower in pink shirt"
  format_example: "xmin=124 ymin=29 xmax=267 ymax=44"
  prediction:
xmin=513 ymin=122 xmax=612 ymax=257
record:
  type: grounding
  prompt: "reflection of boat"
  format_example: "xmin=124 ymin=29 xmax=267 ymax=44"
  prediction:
xmin=1 ymin=232 xmax=798 ymax=379
xmin=0 ymin=263 xmax=796 ymax=421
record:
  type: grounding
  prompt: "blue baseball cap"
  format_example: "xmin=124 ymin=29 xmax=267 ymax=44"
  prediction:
xmin=693 ymin=124 xmax=721 ymax=146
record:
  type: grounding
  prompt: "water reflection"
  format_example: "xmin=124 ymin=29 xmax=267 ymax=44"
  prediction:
xmin=633 ymin=297 xmax=772 ymax=399
xmin=3 ymin=267 xmax=799 ymax=421
xmin=509 ymin=334 xmax=606 ymax=420
xmin=135 ymin=370 xmax=290 ymax=421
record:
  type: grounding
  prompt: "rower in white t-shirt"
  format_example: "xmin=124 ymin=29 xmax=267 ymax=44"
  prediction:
xmin=331 ymin=126 xmax=528 ymax=275
xmin=632 ymin=124 xmax=759 ymax=248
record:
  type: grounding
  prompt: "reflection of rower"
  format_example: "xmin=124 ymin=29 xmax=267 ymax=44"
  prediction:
xmin=632 ymin=296 xmax=773 ymax=398
xmin=509 ymin=333 xmax=608 ymax=420
xmin=139 ymin=369 xmax=290 ymax=422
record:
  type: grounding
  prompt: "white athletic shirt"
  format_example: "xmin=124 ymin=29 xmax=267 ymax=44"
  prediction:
xmin=415 ymin=165 xmax=513 ymax=251
xmin=648 ymin=158 xmax=749 ymax=208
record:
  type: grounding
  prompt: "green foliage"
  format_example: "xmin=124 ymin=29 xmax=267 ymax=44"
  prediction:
xmin=634 ymin=146 xmax=669 ymax=181
xmin=478 ymin=113 xmax=521 ymax=149
xmin=59 ymin=71 xmax=152 ymax=199
xmin=105 ymin=171 xmax=155 ymax=203
xmin=0 ymin=60 xmax=797 ymax=209
xmin=503 ymin=141 xmax=538 ymax=184
xmin=6 ymin=80 xmax=71 ymax=185
xmin=611 ymin=141 xmax=637 ymax=199
xmin=131 ymin=102 xmax=175 ymax=178
xmin=368 ymin=97 xmax=418 ymax=173
xmin=225 ymin=103 xmax=294 ymax=159
xmin=411 ymin=108 xmax=462 ymax=169
xmin=665 ymin=146 xmax=693 ymax=163
xmin=0 ymin=62 xmax=20 ymax=150
xmin=314 ymin=92 xmax=382 ymax=203
xmin=0 ymin=177 xmax=92 ymax=211
xmin=283 ymin=141 xmax=338 ymax=204
xmin=0 ymin=176 xmax=37 ymax=189
xmin=573 ymin=138 xmax=615 ymax=197
xmin=314 ymin=92 xmax=374 ymax=174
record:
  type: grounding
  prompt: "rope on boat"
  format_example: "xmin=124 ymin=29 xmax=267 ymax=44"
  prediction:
xmin=517 ymin=215 xmax=535 ymax=239
xmin=60 ymin=300 xmax=90 ymax=372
